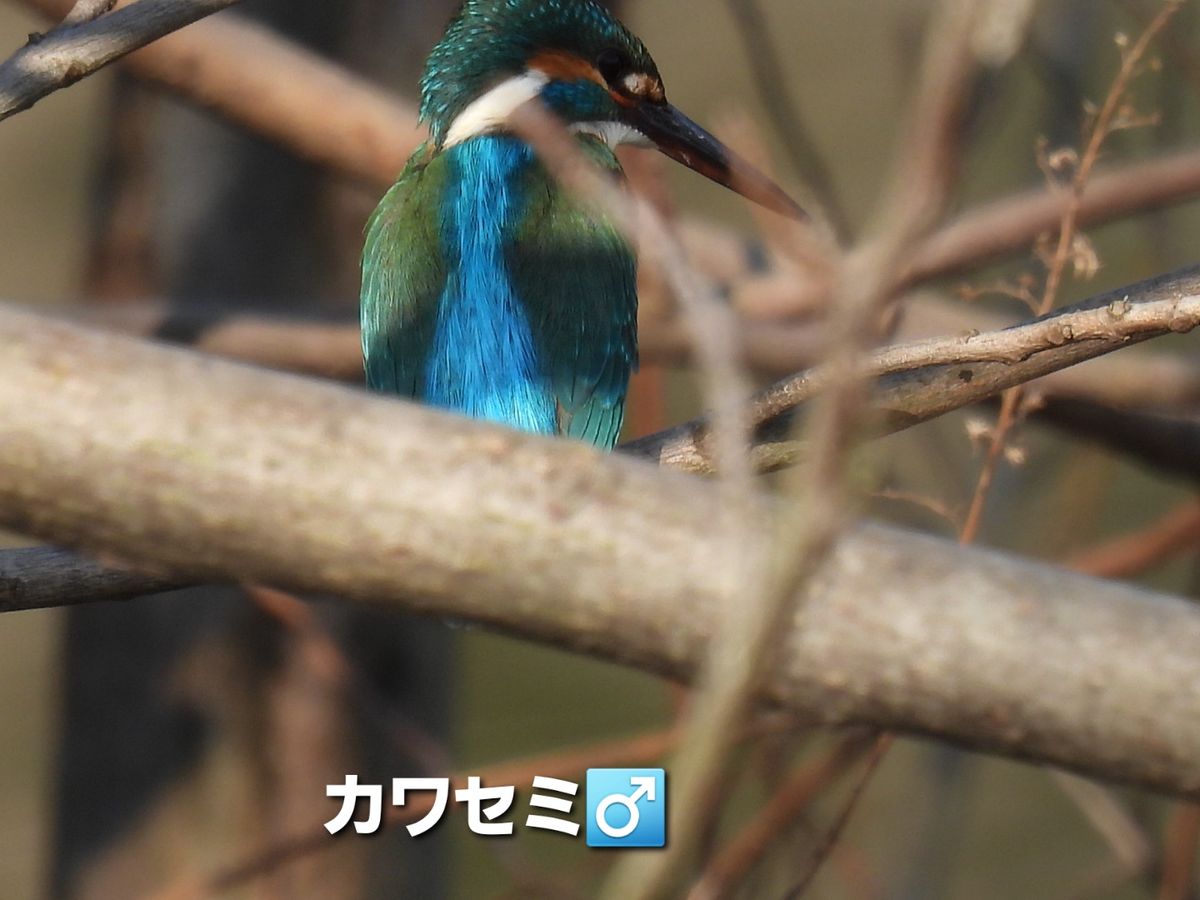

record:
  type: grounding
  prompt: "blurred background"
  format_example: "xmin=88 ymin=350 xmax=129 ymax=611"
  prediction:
xmin=1 ymin=0 xmax=1199 ymax=898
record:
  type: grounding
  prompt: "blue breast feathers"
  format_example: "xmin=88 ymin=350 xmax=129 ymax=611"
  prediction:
xmin=423 ymin=137 xmax=558 ymax=435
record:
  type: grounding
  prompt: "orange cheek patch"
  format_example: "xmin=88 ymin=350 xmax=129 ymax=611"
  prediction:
xmin=527 ymin=50 xmax=606 ymax=87
xmin=607 ymin=89 xmax=636 ymax=108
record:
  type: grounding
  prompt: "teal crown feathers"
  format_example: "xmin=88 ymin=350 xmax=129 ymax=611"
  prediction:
xmin=420 ymin=0 xmax=658 ymax=144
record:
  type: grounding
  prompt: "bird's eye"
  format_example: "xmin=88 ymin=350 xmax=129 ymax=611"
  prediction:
xmin=596 ymin=48 xmax=629 ymax=86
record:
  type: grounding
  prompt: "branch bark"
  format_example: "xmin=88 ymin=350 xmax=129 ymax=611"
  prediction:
xmin=0 ymin=0 xmax=241 ymax=121
xmin=0 ymin=546 xmax=181 ymax=613
xmin=0 ymin=306 xmax=1197 ymax=799
xmin=61 ymin=0 xmax=116 ymax=27
xmin=629 ymin=264 xmax=1200 ymax=473
xmin=6 ymin=264 xmax=1200 ymax=608
xmin=901 ymin=144 xmax=1200 ymax=288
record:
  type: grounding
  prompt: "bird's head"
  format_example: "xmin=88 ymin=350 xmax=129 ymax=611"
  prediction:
xmin=421 ymin=0 xmax=803 ymax=218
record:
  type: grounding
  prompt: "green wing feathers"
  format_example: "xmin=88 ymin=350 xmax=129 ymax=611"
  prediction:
xmin=361 ymin=151 xmax=447 ymax=399
xmin=508 ymin=138 xmax=638 ymax=449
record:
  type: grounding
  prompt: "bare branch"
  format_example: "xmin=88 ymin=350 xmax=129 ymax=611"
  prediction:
xmin=0 ymin=546 xmax=181 ymax=613
xmin=961 ymin=1 xmax=1182 ymax=545
xmin=514 ymin=100 xmax=786 ymax=900
xmin=1052 ymin=770 xmax=1155 ymax=876
xmin=0 ymin=307 xmax=1197 ymax=799
xmin=1158 ymin=803 xmax=1200 ymax=900
xmin=61 ymin=0 xmax=116 ymax=27
xmin=687 ymin=735 xmax=873 ymax=900
xmin=746 ymin=4 xmax=1000 ymax=890
xmin=0 ymin=0 xmax=241 ymax=121
xmin=1068 ymin=500 xmax=1200 ymax=579
xmin=631 ymin=263 xmax=1200 ymax=473
xmin=782 ymin=734 xmax=895 ymax=900
xmin=42 ymin=301 xmax=367 ymax=381
xmin=506 ymin=109 xmax=772 ymax=899
xmin=903 ymin=145 xmax=1200 ymax=289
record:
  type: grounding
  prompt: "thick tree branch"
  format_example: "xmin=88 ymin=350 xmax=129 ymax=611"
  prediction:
xmin=6 ymin=265 xmax=1200 ymax=610
xmin=0 ymin=307 xmax=1197 ymax=799
xmin=0 ymin=0 xmax=240 ymax=121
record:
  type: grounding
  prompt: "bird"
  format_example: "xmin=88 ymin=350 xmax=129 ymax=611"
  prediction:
xmin=361 ymin=0 xmax=802 ymax=450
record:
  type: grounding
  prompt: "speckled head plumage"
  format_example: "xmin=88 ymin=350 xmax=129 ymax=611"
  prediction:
xmin=421 ymin=0 xmax=659 ymax=145
xmin=418 ymin=0 xmax=804 ymax=218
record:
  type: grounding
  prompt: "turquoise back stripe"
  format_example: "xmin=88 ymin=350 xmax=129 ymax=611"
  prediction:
xmin=424 ymin=137 xmax=557 ymax=436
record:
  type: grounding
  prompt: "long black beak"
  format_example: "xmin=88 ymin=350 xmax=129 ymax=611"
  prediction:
xmin=625 ymin=101 xmax=805 ymax=221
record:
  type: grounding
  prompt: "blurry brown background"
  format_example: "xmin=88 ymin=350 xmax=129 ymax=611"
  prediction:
xmin=1 ymin=1 xmax=1199 ymax=898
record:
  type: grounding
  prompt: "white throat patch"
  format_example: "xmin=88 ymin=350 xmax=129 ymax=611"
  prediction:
xmin=444 ymin=71 xmax=551 ymax=148
xmin=570 ymin=121 xmax=650 ymax=150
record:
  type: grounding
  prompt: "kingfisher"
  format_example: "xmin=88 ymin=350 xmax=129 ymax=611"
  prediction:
xmin=362 ymin=0 xmax=801 ymax=449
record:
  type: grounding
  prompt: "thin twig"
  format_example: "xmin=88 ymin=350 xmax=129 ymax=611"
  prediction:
xmin=960 ymin=2 xmax=1182 ymax=544
xmin=773 ymin=0 xmax=990 ymax=540
xmin=1118 ymin=0 xmax=1200 ymax=100
xmin=1159 ymin=804 xmax=1200 ymax=900
xmin=509 ymin=99 xmax=779 ymax=900
xmin=508 ymin=99 xmax=791 ymax=900
xmin=872 ymin=489 xmax=962 ymax=533
xmin=718 ymin=5 xmax=996 ymax=894
xmin=508 ymin=103 xmax=756 ymax=483
xmin=1052 ymin=770 xmax=1155 ymax=876
xmin=1068 ymin=499 xmax=1200 ymax=579
xmin=687 ymin=735 xmax=873 ymax=900
xmin=246 ymin=586 xmax=452 ymax=774
xmin=961 ymin=16 xmax=1184 ymax=889
xmin=781 ymin=734 xmax=895 ymax=900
